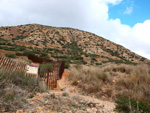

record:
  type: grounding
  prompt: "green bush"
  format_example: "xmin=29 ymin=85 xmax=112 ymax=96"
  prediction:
xmin=32 ymin=48 xmax=41 ymax=54
xmin=16 ymin=52 xmax=23 ymax=56
xmin=5 ymin=54 xmax=16 ymax=58
xmin=0 ymin=44 xmax=27 ymax=52
xmin=23 ymin=50 xmax=35 ymax=56
xmin=62 ymin=92 xmax=69 ymax=97
xmin=40 ymin=52 xmax=49 ymax=59
xmin=63 ymin=42 xmax=83 ymax=55
xmin=39 ymin=63 xmax=53 ymax=73
xmin=105 ymin=49 xmax=120 ymax=58
xmin=0 ymin=42 xmax=6 ymax=45
xmin=50 ymin=93 xmax=56 ymax=99
xmin=124 ymin=60 xmax=137 ymax=65
xmin=65 ymin=63 xmax=70 ymax=69
xmin=0 ymin=38 xmax=7 ymax=42
xmin=15 ymin=45 xmax=26 ymax=51
xmin=96 ymin=63 xmax=102 ymax=65
xmin=91 ymin=57 xmax=97 ymax=61
xmin=12 ymin=35 xmax=26 ymax=40
xmin=115 ymin=96 xmax=150 ymax=113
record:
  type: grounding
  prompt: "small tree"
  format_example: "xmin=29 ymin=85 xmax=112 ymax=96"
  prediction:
xmin=5 ymin=54 xmax=16 ymax=58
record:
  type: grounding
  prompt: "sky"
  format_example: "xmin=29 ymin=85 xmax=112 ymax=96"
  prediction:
xmin=0 ymin=0 xmax=150 ymax=59
xmin=109 ymin=0 xmax=150 ymax=27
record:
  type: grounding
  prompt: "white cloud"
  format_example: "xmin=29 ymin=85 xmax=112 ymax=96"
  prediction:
xmin=0 ymin=0 xmax=150 ymax=59
xmin=132 ymin=20 xmax=150 ymax=44
xmin=99 ymin=0 xmax=123 ymax=5
xmin=124 ymin=6 xmax=133 ymax=14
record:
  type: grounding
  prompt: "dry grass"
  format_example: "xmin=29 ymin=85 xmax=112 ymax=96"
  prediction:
xmin=103 ymin=64 xmax=133 ymax=74
xmin=103 ymin=64 xmax=150 ymax=101
xmin=0 ymin=68 xmax=44 ymax=112
xmin=118 ymin=65 xmax=150 ymax=101
xmin=69 ymin=64 xmax=150 ymax=103
xmin=68 ymin=65 xmax=110 ymax=94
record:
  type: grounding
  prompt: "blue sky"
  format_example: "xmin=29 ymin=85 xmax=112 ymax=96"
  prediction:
xmin=109 ymin=0 xmax=150 ymax=27
xmin=0 ymin=0 xmax=150 ymax=59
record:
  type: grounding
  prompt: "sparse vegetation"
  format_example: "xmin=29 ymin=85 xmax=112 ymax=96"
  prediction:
xmin=117 ymin=65 xmax=150 ymax=101
xmin=69 ymin=64 xmax=150 ymax=112
xmin=0 ymin=44 xmax=27 ymax=52
xmin=12 ymin=35 xmax=27 ymax=41
xmin=0 ymin=37 xmax=8 ymax=42
xmin=39 ymin=63 xmax=53 ymax=74
xmin=115 ymin=96 xmax=150 ymax=113
xmin=69 ymin=65 xmax=109 ymax=94
xmin=103 ymin=64 xmax=133 ymax=74
xmin=23 ymin=50 xmax=36 ymax=56
xmin=103 ymin=64 xmax=150 ymax=102
xmin=103 ymin=64 xmax=150 ymax=112
xmin=62 ymin=92 xmax=69 ymax=97
xmin=5 ymin=54 xmax=16 ymax=58
xmin=50 ymin=93 xmax=56 ymax=99
xmin=39 ymin=52 xmax=49 ymax=59
xmin=105 ymin=49 xmax=120 ymax=58
xmin=0 ymin=69 xmax=44 ymax=112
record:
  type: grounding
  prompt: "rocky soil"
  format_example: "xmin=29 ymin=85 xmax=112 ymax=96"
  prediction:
xmin=14 ymin=72 xmax=116 ymax=113
xmin=20 ymin=90 xmax=116 ymax=113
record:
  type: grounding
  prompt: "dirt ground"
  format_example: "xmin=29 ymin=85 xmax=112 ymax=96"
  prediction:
xmin=15 ymin=72 xmax=116 ymax=113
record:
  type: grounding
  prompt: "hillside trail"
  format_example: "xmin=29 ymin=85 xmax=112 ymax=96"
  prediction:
xmin=18 ymin=72 xmax=116 ymax=113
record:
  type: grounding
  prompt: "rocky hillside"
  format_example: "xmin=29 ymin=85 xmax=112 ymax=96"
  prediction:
xmin=0 ymin=24 xmax=149 ymax=66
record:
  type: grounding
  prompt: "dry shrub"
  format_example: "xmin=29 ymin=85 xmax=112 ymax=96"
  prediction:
xmin=118 ymin=65 xmax=150 ymax=101
xmin=103 ymin=64 xmax=133 ymax=74
xmin=0 ymin=68 xmax=44 ymax=112
xmin=69 ymin=64 xmax=150 ymax=103
xmin=69 ymin=65 xmax=109 ymax=94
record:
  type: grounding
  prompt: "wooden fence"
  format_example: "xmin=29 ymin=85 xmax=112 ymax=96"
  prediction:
xmin=0 ymin=56 xmax=65 ymax=89
xmin=0 ymin=56 xmax=26 ymax=73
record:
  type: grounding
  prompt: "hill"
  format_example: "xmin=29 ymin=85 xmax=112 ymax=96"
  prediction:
xmin=1 ymin=24 xmax=150 ymax=112
xmin=0 ymin=24 xmax=149 ymax=66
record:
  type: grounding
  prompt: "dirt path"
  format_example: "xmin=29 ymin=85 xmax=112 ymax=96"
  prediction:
xmin=22 ymin=90 xmax=116 ymax=113
xmin=16 ymin=72 xmax=116 ymax=113
xmin=70 ymin=92 xmax=115 ymax=112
